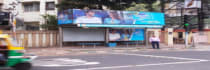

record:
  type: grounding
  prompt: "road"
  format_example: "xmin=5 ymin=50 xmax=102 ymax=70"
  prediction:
xmin=30 ymin=50 xmax=210 ymax=70
xmin=2 ymin=50 xmax=210 ymax=70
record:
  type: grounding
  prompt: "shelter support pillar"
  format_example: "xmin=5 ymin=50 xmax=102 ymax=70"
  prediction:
xmin=59 ymin=26 xmax=63 ymax=48
xmin=145 ymin=28 xmax=149 ymax=47
xmin=105 ymin=28 xmax=109 ymax=45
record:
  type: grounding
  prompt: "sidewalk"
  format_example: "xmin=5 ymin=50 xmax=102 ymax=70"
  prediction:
xmin=26 ymin=44 xmax=210 ymax=56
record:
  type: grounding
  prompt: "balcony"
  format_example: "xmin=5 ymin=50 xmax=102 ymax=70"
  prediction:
xmin=23 ymin=12 xmax=41 ymax=22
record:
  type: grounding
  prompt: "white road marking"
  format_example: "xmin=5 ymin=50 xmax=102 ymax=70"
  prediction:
xmin=33 ymin=58 xmax=100 ymax=67
xmin=72 ymin=61 xmax=205 ymax=70
xmin=72 ymin=53 xmax=209 ymax=70
xmin=111 ymin=53 xmax=209 ymax=61
xmin=41 ymin=62 xmax=100 ymax=67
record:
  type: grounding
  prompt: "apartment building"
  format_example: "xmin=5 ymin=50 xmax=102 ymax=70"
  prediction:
xmin=165 ymin=1 xmax=199 ymax=17
xmin=2 ymin=0 xmax=58 ymax=30
xmin=0 ymin=0 xmax=3 ymax=11
xmin=165 ymin=1 xmax=210 ymax=29
xmin=165 ymin=2 xmax=183 ymax=17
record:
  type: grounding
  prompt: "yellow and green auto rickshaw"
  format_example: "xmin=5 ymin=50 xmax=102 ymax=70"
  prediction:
xmin=0 ymin=34 xmax=37 ymax=70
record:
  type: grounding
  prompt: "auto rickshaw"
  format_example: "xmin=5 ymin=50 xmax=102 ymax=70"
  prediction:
xmin=0 ymin=34 xmax=37 ymax=70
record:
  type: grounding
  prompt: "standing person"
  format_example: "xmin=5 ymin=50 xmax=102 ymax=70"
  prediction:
xmin=149 ymin=34 xmax=160 ymax=49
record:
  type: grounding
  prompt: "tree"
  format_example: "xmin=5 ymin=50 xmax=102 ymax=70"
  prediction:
xmin=125 ymin=2 xmax=149 ymax=11
xmin=41 ymin=15 xmax=58 ymax=30
xmin=139 ymin=0 xmax=158 ymax=11
xmin=126 ymin=0 xmax=161 ymax=12
xmin=57 ymin=0 xmax=139 ymax=10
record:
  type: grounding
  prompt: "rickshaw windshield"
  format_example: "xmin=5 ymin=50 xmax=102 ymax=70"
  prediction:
xmin=10 ymin=39 xmax=21 ymax=47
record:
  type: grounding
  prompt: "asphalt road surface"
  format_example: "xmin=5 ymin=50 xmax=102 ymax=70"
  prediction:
xmin=2 ymin=50 xmax=210 ymax=70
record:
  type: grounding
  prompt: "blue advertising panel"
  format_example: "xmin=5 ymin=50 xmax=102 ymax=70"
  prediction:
xmin=73 ymin=9 xmax=104 ymax=24
xmin=109 ymin=29 xmax=144 ymax=41
xmin=58 ymin=9 xmax=73 ymax=24
xmin=123 ymin=11 xmax=165 ymax=25
xmin=129 ymin=29 xmax=144 ymax=41
xmin=103 ymin=11 xmax=123 ymax=24
xmin=58 ymin=9 xmax=165 ymax=26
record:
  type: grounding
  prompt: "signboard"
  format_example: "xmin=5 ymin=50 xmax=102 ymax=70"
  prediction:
xmin=184 ymin=0 xmax=201 ymax=8
xmin=58 ymin=9 xmax=165 ymax=26
xmin=122 ymin=11 xmax=164 ymax=25
xmin=109 ymin=29 xmax=144 ymax=41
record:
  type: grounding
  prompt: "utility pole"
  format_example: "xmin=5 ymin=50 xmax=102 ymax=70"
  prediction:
xmin=198 ymin=0 xmax=204 ymax=31
xmin=184 ymin=15 xmax=190 ymax=47
xmin=8 ymin=0 xmax=20 ymax=40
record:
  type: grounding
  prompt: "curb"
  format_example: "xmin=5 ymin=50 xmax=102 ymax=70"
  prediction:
xmin=27 ymin=47 xmax=210 ymax=56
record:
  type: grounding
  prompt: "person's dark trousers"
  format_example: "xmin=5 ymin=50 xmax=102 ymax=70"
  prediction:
xmin=151 ymin=41 xmax=160 ymax=49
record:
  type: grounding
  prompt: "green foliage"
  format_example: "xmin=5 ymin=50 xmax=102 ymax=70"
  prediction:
xmin=41 ymin=15 xmax=58 ymax=30
xmin=126 ymin=2 xmax=148 ymax=11
xmin=125 ymin=0 xmax=161 ymax=12
xmin=152 ymin=1 xmax=161 ymax=12
xmin=57 ymin=0 xmax=138 ymax=10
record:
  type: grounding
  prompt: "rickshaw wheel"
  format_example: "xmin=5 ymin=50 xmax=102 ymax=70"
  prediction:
xmin=13 ymin=62 xmax=32 ymax=70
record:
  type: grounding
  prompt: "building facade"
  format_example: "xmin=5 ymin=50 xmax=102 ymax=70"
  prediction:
xmin=1 ymin=0 xmax=58 ymax=30
xmin=165 ymin=1 xmax=210 ymax=29
xmin=0 ymin=0 xmax=3 ymax=11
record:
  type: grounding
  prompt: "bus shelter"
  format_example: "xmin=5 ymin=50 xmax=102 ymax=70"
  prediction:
xmin=58 ymin=9 xmax=165 ymax=47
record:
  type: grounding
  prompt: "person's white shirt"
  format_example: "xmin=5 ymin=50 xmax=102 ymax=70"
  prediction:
xmin=149 ymin=37 xmax=160 ymax=42
xmin=109 ymin=33 xmax=120 ymax=41
xmin=75 ymin=16 xmax=102 ymax=24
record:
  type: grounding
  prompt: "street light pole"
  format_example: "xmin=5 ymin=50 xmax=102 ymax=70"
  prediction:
xmin=9 ymin=0 xmax=20 ymax=40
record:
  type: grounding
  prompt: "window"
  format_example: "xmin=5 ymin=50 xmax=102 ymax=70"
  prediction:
xmin=26 ymin=25 xmax=39 ymax=30
xmin=46 ymin=2 xmax=55 ymax=10
xmin=178 ymin=32 xmax=183 ymax=38
xmin=23 ymin=2 xmax=40 ymax=12
xmin=25 ymin=22 xmax=40 ymax=30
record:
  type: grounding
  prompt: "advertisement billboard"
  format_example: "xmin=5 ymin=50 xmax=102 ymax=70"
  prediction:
xmin=58 ymin=9 xmax=73 ymax=25
xmin=109 ymin=29 xmax=144 ymax=41
xmin=58 ymin=9 xmax=165 ymax=26
xmin=122 ymin=11 xmax=165 ymax=25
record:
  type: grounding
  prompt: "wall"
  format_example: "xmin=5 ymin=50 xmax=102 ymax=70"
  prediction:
xmin=2 ymin=31 xmax=59 ymax=48
xmin=170 ymin=29 xmax=210 ymax=44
